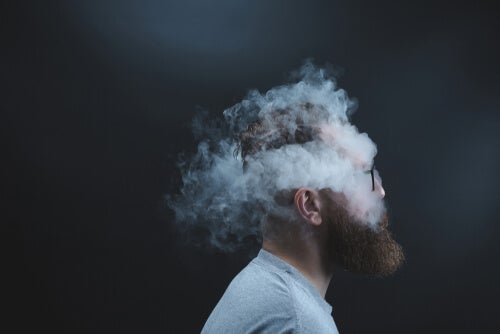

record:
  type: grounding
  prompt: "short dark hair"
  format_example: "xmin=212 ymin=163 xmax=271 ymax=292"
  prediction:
xmin=237 ymin=104 xmax=324 ymax=170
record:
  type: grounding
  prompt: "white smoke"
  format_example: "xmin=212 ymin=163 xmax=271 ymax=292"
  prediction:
xmin=168 ymin=61 xmax=386 ymax=251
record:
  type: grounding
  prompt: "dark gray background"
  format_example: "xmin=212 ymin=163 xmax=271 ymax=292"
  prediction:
xmin=3 ymin=0 xmax=499 ymax=333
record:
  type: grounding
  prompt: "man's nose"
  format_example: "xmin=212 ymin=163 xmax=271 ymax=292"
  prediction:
xmin=374 ymin=178 xmax=385 ymax=198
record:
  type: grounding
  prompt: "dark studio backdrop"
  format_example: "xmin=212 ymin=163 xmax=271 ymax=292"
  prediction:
xmin=3 ymin=0 xmax=500 ymax=333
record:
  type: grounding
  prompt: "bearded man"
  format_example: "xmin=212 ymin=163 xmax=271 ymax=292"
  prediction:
xmin=189 ymin=66 xmax=404 ymax=334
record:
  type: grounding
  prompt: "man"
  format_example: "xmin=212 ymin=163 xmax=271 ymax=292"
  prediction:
xmin=200 ymin=101 xmax=405 ymax=333
xmin=167 ymin=64 xmax=404 ymax=333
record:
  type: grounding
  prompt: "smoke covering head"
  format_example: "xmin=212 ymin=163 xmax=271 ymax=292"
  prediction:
xmin=169 ymin=62 xmax=386 ymax=252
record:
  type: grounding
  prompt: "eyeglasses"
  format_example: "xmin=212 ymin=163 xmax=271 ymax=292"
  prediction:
xmin=364 ymin=164 xmax=375 ymax=191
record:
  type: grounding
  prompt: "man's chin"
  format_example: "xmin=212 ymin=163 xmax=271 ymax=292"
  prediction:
xmin=327 ymin=215 xmax=404 ymax=276
xmin=338 ymin=228 xmax=404 ymax=275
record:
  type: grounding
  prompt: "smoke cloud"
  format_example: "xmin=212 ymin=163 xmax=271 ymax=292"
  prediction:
xmin=168 ymin=62 xmax=386 ymax=252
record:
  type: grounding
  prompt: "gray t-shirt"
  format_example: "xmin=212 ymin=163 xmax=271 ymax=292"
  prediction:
xmin=201 ymin=249 xmax=339 ymax=334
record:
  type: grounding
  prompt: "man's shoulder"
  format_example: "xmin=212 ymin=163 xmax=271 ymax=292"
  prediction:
xmin=201 ymin=260 xmax=297 ymax=334
xmin=226 ymin=259 xmax=296 ymax=309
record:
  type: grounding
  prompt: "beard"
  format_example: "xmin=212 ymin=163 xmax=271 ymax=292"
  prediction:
xmin=320 ymin=190 xmax=405 ymax=275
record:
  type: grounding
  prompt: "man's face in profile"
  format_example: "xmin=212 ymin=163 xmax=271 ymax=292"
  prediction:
xmin=314 ymin=124 xmax=404 ymax=275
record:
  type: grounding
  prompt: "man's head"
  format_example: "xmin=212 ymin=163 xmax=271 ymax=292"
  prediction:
xmin=238 ymin=104 xmax=404 ymax=275
xmin=170 ymin=62 xmax=405 ymax=265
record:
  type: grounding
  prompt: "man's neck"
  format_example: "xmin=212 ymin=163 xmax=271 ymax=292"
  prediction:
xmin=262 ymin=239 xmax=333 ymax=298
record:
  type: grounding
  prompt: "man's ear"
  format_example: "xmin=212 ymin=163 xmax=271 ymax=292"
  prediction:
xmin=294 ymin=188 xmax=322 ymax=226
